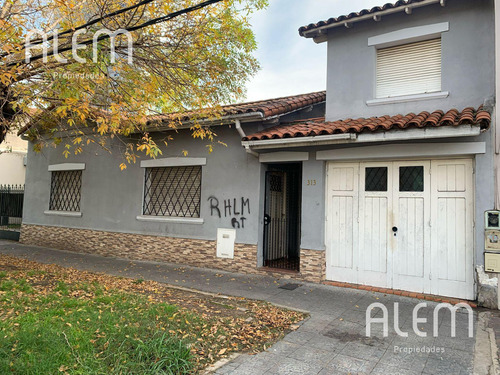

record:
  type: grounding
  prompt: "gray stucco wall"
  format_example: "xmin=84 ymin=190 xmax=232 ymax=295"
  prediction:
xmin=319 ymin=0 xmax=495 ymax=266
xmin=23 ymin=126 xmax=263 ymax=245
xmin=325 ymin=0 xmax=494 ymax=120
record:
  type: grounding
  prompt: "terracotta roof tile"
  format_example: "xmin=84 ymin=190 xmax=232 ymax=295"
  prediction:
xmin=299 ymin=0 xmax=430 ymax=36
xmin=149 ymin=91 xmax=326 ymax=123
xmin=242 ymin=107 xmax=491 ymax=141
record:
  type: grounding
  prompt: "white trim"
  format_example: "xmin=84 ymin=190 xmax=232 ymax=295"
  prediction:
xmin=140 ymin=157 xmax=206 ymax=168
xmin=259 ymin=152 xmax=309 ymax=163
xmin=317 ymin=142 xmax=485 ymax=161
xmin=242 ymin=134 xmax=356 ymax=150
xmin=44 ymin=210 xmax=82 ymax=217
xmin=48 ymin=163 xmax=85 ymax=171
xmin=305 ymin=0 xmax=443 ymax=42
xmin=368 ymin=22 xmax=449 ymax=48
xmin=244 ymin=125 xmax=481 ymax=151
xmin=136 ymin=215 xmax=204 ymax=225
xmin=367 ymin=92 xmax=449 ymax=106
xmin=356 ymin=124 xmax=481 ymax=143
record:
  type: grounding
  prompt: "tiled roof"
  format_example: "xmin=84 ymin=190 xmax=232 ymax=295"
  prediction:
xmin=299 ymin=0 xmax=431 ymax=36
xmin=242 ymin=107 xmax=491 ymax=141
xmin=149 ymin=91 xmax=326 ymax=123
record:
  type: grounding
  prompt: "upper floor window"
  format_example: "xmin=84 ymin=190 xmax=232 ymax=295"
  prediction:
xmin=49 ymin=170 xmax=82 ymax=212
xmin=376 ymin=38 xmax=442 ymax=99
xmin=143 ymin=166 xmax=202 ymax=218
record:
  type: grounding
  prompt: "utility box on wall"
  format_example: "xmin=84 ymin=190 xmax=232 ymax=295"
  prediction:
xmin=485 ymin=211 xmax=500 ymax=252
xmin=216 ymin=228 xmax=236 ymax=259
xmin=485 ymin=253 xmax=500 ymax=272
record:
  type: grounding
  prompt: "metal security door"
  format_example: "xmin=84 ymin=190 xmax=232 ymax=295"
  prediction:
xmin=263 ymin=164 xmax=301 ymax=271
xmin=264 ymin=171 xmax=288 ymax=267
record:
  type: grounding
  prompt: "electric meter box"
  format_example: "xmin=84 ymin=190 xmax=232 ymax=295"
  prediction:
xmin=485 ymin=211 xmax=500 ymax=229
xmin=485 ymin=252 xmax=500 ymax=272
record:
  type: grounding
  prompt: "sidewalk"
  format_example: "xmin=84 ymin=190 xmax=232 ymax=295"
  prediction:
xmin=0 ymin=240 xmax=491 ymax=374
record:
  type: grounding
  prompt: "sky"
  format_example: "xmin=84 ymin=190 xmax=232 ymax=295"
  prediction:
xmin=245 ymin=0 xmax=385 ymax=101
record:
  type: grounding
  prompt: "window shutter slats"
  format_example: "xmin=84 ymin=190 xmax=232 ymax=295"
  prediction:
xmin=376 ymin=38 xmax=442 ymax=98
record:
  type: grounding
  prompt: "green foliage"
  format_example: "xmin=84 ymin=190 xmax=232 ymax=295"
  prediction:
xmin=0 ymin=280 xmax=198 ymax=374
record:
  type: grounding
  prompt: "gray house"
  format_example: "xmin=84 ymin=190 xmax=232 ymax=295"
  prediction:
xmin=21 ymin=0 xmax=496 ymax=301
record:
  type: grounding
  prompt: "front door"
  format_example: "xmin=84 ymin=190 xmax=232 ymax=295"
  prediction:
xmin=326 ymin=159 xmax=474 ymax=299
xmin=263 ymin=164 xmax=302 ymax=271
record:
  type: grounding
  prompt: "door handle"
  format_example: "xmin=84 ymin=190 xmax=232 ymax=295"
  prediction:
xmin=264 ymin=214 xmax=271 ymax=225
xmin=392 ymin=226 xmax=398 ymax=236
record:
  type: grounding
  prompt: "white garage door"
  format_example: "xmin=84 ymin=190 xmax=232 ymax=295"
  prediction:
xmin=326 ymin=159 xmax=474 ymax=300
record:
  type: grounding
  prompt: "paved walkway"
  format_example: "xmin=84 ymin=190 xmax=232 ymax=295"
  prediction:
xmin=0 ymin=240 xmax=490 ymax=374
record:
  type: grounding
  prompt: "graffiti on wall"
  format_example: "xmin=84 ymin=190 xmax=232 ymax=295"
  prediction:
xmin=208 ymin=196 xmax=250 ymax=229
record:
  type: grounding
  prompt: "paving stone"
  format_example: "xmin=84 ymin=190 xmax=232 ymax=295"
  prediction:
xmin=267 ymin=357 xmax=323 ymax=375
xmin=321 ymin=353 xmax=377 ymax=374
xmin=307 ymin=333 xmax=348 ymax=352
xmin=423 ymin=356 xmax=472 ymax=375
xmin=266 ymin=341 xmax=302 ymax=356
xmin=428 ymin=347 xmax=474 ymax=371
xmin=288 ymin=346 xmax=335 ymax=364
xmin=378 ymin=347 xmax=429 ymax=372
xmin=371 ymin=362 xmax=423 ymax=375
xmin=340 ymin=340 xmax=388 ymax=362
xmin=281 ymin=330 xmax=316 ymax=345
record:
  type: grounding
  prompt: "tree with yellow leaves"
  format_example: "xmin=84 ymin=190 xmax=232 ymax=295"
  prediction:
xmin=0 ymin=0 xmax=266 ymax=166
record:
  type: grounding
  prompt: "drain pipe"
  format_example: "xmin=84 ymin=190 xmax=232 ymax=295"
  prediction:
xmin=235 ymin=119 xmax=259 ymax=158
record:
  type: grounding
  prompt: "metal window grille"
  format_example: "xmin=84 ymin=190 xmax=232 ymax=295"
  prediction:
xmin=49 ymin=170 xmax=82 ymax=212
xmin=143 ymin=166 xmax=201 ymax=218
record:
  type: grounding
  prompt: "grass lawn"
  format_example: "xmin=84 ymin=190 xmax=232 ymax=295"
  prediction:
xmin=0 ymin=255 xmax=305 ymax=374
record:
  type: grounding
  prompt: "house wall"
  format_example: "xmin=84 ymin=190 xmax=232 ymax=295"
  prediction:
xmin=22 ymin=126 xmax=262 ymax=245
xmin=325 ymin=0 xmax=494 ymax=120
xmin=320 ymin=0 xmax=495 ymax=268
xmin=0 ymin=132 xmax=27 ymax=186
xmin=20 ymin=121 xmax=327 ymax=282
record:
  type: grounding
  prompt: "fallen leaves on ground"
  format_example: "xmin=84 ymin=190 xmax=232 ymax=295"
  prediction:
xmin=0 ymin=254 xmax=306 ymax=372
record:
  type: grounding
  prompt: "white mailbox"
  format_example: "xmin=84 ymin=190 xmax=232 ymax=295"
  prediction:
xmin=216 ymin=228 xmax=236 ymax=259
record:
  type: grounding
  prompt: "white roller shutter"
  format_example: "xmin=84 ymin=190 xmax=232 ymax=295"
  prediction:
xmin=376 ymin=38 xmax=442 ymax=98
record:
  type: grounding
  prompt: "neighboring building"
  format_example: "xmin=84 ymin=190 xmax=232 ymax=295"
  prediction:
xmin=0 ymin=131 xmax=27 ymax=185
xmin=20 ymin=0 xmax=496 ymax=301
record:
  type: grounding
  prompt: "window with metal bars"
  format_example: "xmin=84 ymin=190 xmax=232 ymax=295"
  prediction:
xmin=49 ymin=170 xmax=82 ymax=212
xmin=143 ymin=166 xmax=202 ymax=218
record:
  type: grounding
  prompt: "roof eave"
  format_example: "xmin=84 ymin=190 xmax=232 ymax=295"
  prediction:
xmin=242 ymin=124 xmax=482 ymax=151
xmin=301 ymin=0 xmax=444 ymax=43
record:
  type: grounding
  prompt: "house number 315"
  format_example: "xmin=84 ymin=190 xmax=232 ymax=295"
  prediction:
xmin=307 ymin=179 xmax=317 ymax=186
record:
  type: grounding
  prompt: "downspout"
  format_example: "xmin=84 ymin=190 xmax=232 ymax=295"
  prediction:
xmin=495 ymin=0 xmax=500 ymax=210
xmin=235 ymin=119 xmax=259 ymax=158
xmin=494 ymin=0 xmax=500 ymax=310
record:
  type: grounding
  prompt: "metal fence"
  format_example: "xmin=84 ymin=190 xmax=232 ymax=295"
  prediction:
xmin=0 ymin=185 xmax=24 ymax=240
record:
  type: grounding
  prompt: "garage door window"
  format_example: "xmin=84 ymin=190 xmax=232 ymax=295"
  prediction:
xmin=365 ymin=167 xmax=388 ymax=191
xmin=399 ymin=166 xmax=424 ymax=192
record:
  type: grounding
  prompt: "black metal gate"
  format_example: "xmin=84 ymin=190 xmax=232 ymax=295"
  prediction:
xmin=0 ymin=185 xmax=24 ymax=241
xmin=263 ymin=164 xmax=301 ymax=271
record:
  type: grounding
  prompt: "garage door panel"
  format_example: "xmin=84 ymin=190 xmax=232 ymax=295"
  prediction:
xmin=437 ymin=197 xmax=467 ymax=282
xmin=326 ymin=159 xmax=474 ymax=300
xmin=361 ymin=196 xmax=388 ymax=273
xmin=331 ymin=195 xmax=354 ymax=268
xmin=437 ymin=164 xmax=466 ymax=192
xmin=431 ymin=159 xmax=474 ymax=300
xmin=398 ymin=197 xmax=425 ymax=277
xmin=326 ymin=163 xmax=359 ymax=283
